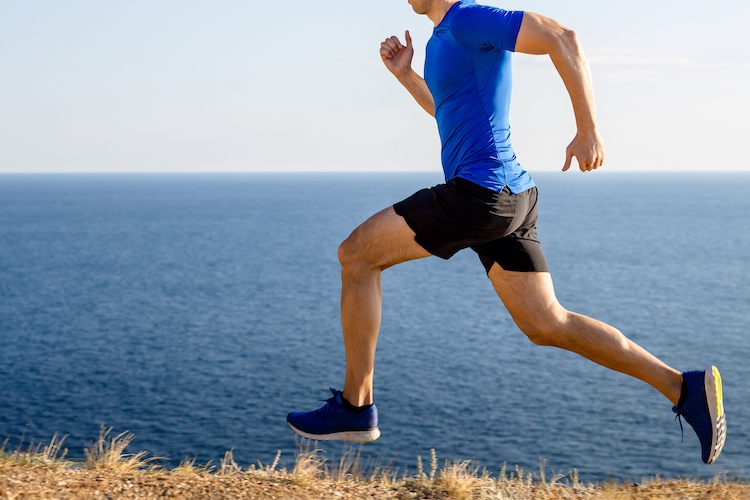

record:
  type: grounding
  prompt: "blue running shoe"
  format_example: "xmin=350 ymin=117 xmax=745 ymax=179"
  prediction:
xmin=287 ymin=388 xmax=380 ymax=442
xmin=673 ymin=367 xmax=726 ymax=464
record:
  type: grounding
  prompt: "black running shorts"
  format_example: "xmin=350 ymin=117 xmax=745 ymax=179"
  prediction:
xmin=393 ymin=177 xmax=549 ymax=274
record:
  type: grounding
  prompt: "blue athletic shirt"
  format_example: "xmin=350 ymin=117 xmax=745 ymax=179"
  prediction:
xmin=424 ymin=0 xmax=534 ymax=194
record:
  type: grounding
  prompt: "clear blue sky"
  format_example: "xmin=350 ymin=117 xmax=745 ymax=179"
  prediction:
xmin=1 ymin=0 xmax=748 ymax=173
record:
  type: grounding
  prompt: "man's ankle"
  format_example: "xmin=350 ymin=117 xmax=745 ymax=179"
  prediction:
xmin=340 ymin=394 xmax=373 ymax=414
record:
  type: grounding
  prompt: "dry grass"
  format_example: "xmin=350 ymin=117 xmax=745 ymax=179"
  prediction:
xmin=1 ymin=430 xmax=748 ymax=499
xmin=0 ymin=433 xmax=71 ymax=469
xmin=83 ymin=426 xmax=158 ymax=471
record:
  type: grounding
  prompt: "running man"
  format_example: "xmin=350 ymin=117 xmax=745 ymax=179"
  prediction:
xmin=287 ymin=0 xmax=726 ymax=464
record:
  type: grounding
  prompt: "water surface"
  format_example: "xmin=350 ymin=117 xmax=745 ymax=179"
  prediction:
xmin=1 ymin=172 xmax=748 ymax=481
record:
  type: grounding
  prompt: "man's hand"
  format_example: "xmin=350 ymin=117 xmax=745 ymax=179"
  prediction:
xmin=380 ymin=30 xmax=414 ymax=78
xmin=563 ymin=130 xmax=605 ymax=172
xmin=379 ymin=30 xmax=435 ymax=116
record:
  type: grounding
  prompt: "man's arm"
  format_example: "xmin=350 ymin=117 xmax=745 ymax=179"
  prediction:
xmin=380 ymin=30 xmax=435 ymax=117
xmin=515 ymin=13 xmax=604 ymax=172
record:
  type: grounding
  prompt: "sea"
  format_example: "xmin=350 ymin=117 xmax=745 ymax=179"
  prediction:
xmin=1 ymin=172 xmax=748 ymax=483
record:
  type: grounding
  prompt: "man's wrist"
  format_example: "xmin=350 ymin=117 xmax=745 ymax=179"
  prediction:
xmin=576 ymin=122 xmax=599 ymax=136
xmin=396 ymin=68 xmax=418 ymax=85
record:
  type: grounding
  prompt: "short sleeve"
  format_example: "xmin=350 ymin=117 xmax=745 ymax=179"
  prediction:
xmin=450 ymin=5 xmax=524 ymax=52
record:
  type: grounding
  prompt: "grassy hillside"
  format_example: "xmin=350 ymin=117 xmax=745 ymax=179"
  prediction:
xmin=1 ymin=428 xmax=747 ymax=499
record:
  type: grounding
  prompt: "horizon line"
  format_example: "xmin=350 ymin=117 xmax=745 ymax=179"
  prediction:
xmin=1 ymin=169 xmax=749 ymax=175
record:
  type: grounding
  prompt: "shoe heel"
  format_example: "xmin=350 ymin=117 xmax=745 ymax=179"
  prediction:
xmin=704 ymin=366 xmax=727 ymax=464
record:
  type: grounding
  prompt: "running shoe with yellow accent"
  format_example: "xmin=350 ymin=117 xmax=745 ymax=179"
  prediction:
xmin=287 ymin=388 xmax=380 ymax=442
xmin=673 ymin=367 xmax=726 ymax=464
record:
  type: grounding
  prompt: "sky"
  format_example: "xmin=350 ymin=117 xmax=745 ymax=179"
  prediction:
xmin=1 ymin=0 xmax=748 ymax=174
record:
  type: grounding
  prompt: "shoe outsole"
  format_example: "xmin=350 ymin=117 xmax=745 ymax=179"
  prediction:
xmin=287 ymin=422 xmax=381 ymax=443
xmin=704 ymin=366 xmax=726 ymax=464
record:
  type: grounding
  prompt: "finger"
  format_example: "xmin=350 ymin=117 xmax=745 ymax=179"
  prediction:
xmin=562 ymin=150 xmax=573 ymax=172
xmin=380 ymin=44 xmax=394 ymax=60
xmin=380 ymin=45 xmax=399 ymax=59
xmin=383 ymin=37 xmax=404 ymax=53
xmin=405 ymin=30 xmax=412 ymax=48
xmin=593 ymin=153 xmax=604 ymax=169
xmin=388 ymin=36 xmax=405 ymax=50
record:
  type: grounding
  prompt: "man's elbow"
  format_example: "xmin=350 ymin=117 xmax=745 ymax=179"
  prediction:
xmin=553 ymin=27 xmax=580 ymax=54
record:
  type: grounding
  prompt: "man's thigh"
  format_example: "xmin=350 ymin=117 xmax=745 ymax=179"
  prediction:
xmin=486 ymin=263 xmax=565 ymax=330
xmin=341 ymin=206 xmax=433 ymax=270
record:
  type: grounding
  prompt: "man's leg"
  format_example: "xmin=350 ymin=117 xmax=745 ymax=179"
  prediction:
xmin=338 ymin=206 xmax=432 ymax=406
xmin=487 ymin=264 xmax=683 ymax=405
xmin=287 ymin=206 xmax=430 ymax=441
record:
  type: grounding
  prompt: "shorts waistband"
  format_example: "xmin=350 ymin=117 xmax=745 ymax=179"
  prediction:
xmin=448 ymin=176 xmax=535 ymax=206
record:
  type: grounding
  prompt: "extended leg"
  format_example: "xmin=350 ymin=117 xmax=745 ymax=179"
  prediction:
xmin=488 ymin=264 xmax=683 ymax=405
xmin=338 ymin=207 xmax=432 ymax=406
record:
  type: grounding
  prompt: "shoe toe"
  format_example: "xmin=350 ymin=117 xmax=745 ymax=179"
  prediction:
xmin=286 ymin=411 xmax=305 ymax=428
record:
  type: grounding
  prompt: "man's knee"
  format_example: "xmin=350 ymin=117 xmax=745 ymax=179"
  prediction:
xmin=338 ymin=229 xmax=370 ymax=271
xmin=519 ymin=323 xmax=557 ymax=346
xmin=515 ymin=311 xmax=569 ymax=347
xmin=338 ymin=237 xmax=357 ymax=268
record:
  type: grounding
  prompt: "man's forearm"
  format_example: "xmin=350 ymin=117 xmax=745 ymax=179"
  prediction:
xmin=547 ymin=30 xmax=597 ymax=133
xmin=397 ymin=70 xmax=436 ymax=117
xmin=513 ymin=13 xmax=604 ymax=170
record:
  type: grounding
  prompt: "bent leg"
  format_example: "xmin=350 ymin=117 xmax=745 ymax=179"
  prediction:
xmin=488 ymin=264 xmax=683 ymax=405
xmin=339 ymin=207 xmax=432 ymax=406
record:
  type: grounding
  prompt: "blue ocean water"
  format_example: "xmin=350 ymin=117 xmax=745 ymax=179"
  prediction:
xmin=0 ymin=172 xmax=748 ymax=482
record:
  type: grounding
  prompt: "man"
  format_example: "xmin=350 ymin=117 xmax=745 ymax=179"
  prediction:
xmin=287 ymin=0 xmax=726 ymax=464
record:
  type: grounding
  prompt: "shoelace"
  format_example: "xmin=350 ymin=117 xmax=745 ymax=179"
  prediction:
xmin=311 ymin=388 xmax=341 ymax=416
xmin=673 ymin=407 xmax=684 ymax=443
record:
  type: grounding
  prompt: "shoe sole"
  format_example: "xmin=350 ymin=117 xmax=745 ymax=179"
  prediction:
xmin=287 ymin=422 xmax=381 ymax=443
xmin=704 ymin=366 xmax=726 ymax=464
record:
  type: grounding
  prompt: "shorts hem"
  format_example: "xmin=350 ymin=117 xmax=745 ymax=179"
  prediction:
xmin=393 ymin=202 xmax=448 ymax=259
